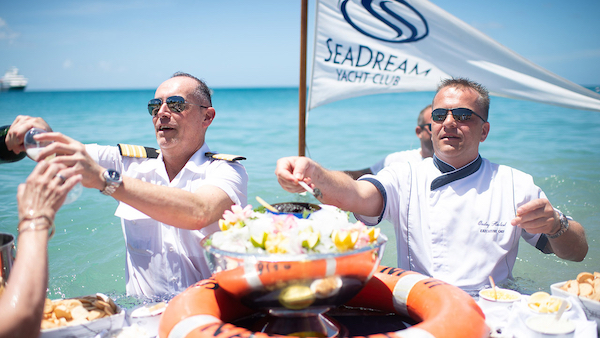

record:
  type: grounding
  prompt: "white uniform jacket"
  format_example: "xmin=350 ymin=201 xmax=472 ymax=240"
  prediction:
xmin=356 ymin=156 xmax=549 ymax=293
xmin=86 ymin=143 xmax=248 ymax=297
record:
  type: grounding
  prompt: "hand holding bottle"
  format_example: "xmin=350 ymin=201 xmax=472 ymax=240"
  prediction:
xmin=4 ymin=116 xmax=52 ymax=155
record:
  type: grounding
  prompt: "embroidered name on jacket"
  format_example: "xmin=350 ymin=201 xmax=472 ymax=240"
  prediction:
xmin=478 ymin=220 xmax=507 ymax=233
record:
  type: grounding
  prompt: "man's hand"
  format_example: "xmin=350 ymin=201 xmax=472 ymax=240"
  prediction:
xmin=274 ymin=156 xmax=383 ymax=218
xmin=6 ymin=115 xmax=52 ymax=154
xmin=275 ymin=156 xmax=317 ymax=193
xmin=511 ymin=198 xmax=558 ymax=235
xmin=33 ymin=132 xmax=106 ymax=191
xmin=512 ymin=198 xmax=587 ymax=261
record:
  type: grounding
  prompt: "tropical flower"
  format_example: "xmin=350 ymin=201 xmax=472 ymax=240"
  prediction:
xmin=211 ymin=204 xmax=380 ymax=254
xmin=219 ymin=204 xmax=254 ymax=230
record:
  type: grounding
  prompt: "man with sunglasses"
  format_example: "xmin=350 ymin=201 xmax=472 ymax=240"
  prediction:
xmin=5 ymin=72 xmax=248 ymax=298
xmin=275 ymin=78 xmax=587 ymax=294
xmin=345 ymin=105 xmax=433 ymax=179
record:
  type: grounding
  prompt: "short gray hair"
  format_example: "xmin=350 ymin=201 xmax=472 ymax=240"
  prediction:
xmin=436 ymin=78 xmax=490 ymax=119
xmin=171 ymin=72 xmax=213 ymax=106
xmin=417 ymin=104 xmax=432 ymax=125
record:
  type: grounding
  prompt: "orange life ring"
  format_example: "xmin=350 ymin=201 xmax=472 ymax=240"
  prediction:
xmin=211 ymin=249 xmax=379 ymax=301
xmin=158 ymin=266 xmax=489 ymax=338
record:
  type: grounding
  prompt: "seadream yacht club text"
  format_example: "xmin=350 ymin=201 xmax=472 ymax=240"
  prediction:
xmin=323 ymin=39 xmax=432 ymax=86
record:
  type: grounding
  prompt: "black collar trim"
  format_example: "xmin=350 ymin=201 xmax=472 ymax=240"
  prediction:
xmin=431 ymin=154 xmax=483 ymax=190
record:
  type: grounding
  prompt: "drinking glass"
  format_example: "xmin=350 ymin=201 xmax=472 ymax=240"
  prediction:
xmin=24 ymin=128 xmax=83 ymax=204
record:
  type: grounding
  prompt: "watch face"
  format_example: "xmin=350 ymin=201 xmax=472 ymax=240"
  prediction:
xmin=107 ymin=170 xmax=121 ymax=181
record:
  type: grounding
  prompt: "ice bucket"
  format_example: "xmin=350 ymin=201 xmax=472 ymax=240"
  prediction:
xmin=201 ymin=234 xmax=387 ymax=314
xmin=0 ymin=232 xmax=16 ymax=284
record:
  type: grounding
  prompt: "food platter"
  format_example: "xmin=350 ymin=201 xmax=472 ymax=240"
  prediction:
xmin=551 ymin=282 xmax=600 ymax=328
xmin=40 ymin=293 xmax=125 ymax=338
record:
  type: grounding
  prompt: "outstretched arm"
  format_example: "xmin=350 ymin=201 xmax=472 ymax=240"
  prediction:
xmin=511 ymin=198 xmax=588 ymax=261
xmin=0 ymin=161 xmax=81 ymax=337
xmin=32 ymin=132 xmax=239 ymax=230
xmin=275 ymin=156 xmax=383 ymax=217
xmin=343 ymin=168 xmax=372 ymax=180
xmin=113 ymin=178 xmax=235 ymax=230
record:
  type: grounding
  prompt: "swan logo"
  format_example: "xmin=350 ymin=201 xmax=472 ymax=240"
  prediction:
xmin=340 ymin=0 xmax=429 ymax=43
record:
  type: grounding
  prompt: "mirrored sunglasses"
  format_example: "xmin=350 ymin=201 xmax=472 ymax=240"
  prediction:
xmin=431 ymin=108 xmax=487 ymax=123
xmin=147 ymin=96 xmax=209 ymax=116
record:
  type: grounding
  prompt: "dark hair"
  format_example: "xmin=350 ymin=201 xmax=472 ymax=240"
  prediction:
xmin=417 ymin=104 xmax=432 ymax=125
xmin=171 ymin=72 xmax=212 ymax=106
xmin=436 ymin=78 xmax=490 ymax=119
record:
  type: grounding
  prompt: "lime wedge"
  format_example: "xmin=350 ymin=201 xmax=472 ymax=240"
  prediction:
xmin=302 ymin=231 xmax=320 ymax=250
xmin=250 ymin=231 xmax=267 ymax=249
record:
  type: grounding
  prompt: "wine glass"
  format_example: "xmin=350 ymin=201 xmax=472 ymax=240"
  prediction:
xmin=23 ymin=128 xmax=83 ymax=204
xmin=24 ymin=128 xmax=52 ymax=161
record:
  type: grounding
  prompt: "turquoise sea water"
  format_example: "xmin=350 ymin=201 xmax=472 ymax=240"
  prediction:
xmin=0 ymin=87 xmax=599 ymax=305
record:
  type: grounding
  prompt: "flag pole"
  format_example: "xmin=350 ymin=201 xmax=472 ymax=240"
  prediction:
xmin=298 ymin=0 xmax=308 ymax=156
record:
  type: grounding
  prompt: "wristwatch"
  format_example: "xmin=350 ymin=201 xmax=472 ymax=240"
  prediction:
xmin=100 ymin=169 xmax=122 ymax=196
xmin=547 ymin=210 xmax=569 ymax=239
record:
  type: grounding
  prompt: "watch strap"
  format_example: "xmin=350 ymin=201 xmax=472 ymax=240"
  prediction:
xmin=100 ymin=170 xmax=121 ymax=196
xmin=547 ymin=211 xmax=569 ymax=239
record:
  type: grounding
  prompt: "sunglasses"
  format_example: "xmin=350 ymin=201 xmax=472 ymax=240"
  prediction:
xmin=419 ymin=123 xmax=431 ymax=131
xmin=431 ymin=108 xmax=487 ymax=123
xmin=148 ymin=96 xmax=209 ymax=116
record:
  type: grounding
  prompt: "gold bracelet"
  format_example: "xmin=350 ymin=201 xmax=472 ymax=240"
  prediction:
xmin=18 ymin=215 xmax=55 ymax=239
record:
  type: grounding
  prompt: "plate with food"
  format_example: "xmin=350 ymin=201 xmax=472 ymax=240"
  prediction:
xmin=526 ymin=291 xmax=572 ymax=314
xmin=550 ymin=271 xmax=600 ymax=327
xmin=40 ymin=293 xmax=125 ymax=338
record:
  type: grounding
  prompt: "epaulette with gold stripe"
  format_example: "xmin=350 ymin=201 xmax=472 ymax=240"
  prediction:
xmin=118 ymin=144 xmax=160 ymax=159
xmin=205 ymin=152 xmax=246 ymax=162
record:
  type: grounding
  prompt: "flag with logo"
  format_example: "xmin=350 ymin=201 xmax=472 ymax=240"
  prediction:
xmin=308 ymin=0 xmax=600 ymax=112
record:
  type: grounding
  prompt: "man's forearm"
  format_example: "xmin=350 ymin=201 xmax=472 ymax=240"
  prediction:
xmin=312 ymin=167 xmax=383 ymax=217
xmin=548 ymin=220 xmax=588 ymax=262
xmin=110 ymin=176 xmax=233 ymax=230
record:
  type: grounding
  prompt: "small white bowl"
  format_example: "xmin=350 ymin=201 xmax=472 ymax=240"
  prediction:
xmin=527 ymin=295 xmax=572 ymax=314
xmin=478 ymin=288 xmax=521 ymax=311
xmin=128 ymin=302 xmax=167 ymax=337
xmin=526 ymin=315 xmax=575 ymax=338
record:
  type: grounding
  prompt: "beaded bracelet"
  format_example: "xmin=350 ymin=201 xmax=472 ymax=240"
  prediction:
xmin=18 ymin=215 xmax=55 ymax=239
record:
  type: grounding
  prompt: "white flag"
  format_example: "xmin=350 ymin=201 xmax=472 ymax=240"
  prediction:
xmin=308 ymin=0 xmax=600 ymax=112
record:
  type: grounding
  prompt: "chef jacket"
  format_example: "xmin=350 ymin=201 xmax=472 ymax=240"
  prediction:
xmin=356 ymin=156 xmax=548 ymax=294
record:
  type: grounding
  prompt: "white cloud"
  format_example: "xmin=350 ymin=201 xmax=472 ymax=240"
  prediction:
xmin=63 ymin=59 xmax=73 ymax=69
xmin=98 ymin=61 xmax=111 ymax=71
xmin=47 ymin=0 xmax=159 ymax=16
xmin=0 ymin=17 xmax=19 ymax=42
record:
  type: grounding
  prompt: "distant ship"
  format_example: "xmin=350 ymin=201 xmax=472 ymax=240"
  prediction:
xmin=0 ymin=67 xmax=28 ymax=91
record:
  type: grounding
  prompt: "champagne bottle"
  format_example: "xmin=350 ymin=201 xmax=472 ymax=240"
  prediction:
xmin=0 ymin=125 xmax=26 ymax=163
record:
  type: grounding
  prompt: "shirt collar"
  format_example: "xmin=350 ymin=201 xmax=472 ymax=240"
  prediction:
xmin=431 ymin=154 xmax=483 ymax=190
xmin=178 ymin=143 xmax=212 ymax=175
xmin=134 ymin=143 xmax=211 ymax=176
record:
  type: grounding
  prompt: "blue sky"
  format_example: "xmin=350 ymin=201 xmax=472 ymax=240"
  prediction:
xmin=1 ymin=0 xmax=598 ymax=90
